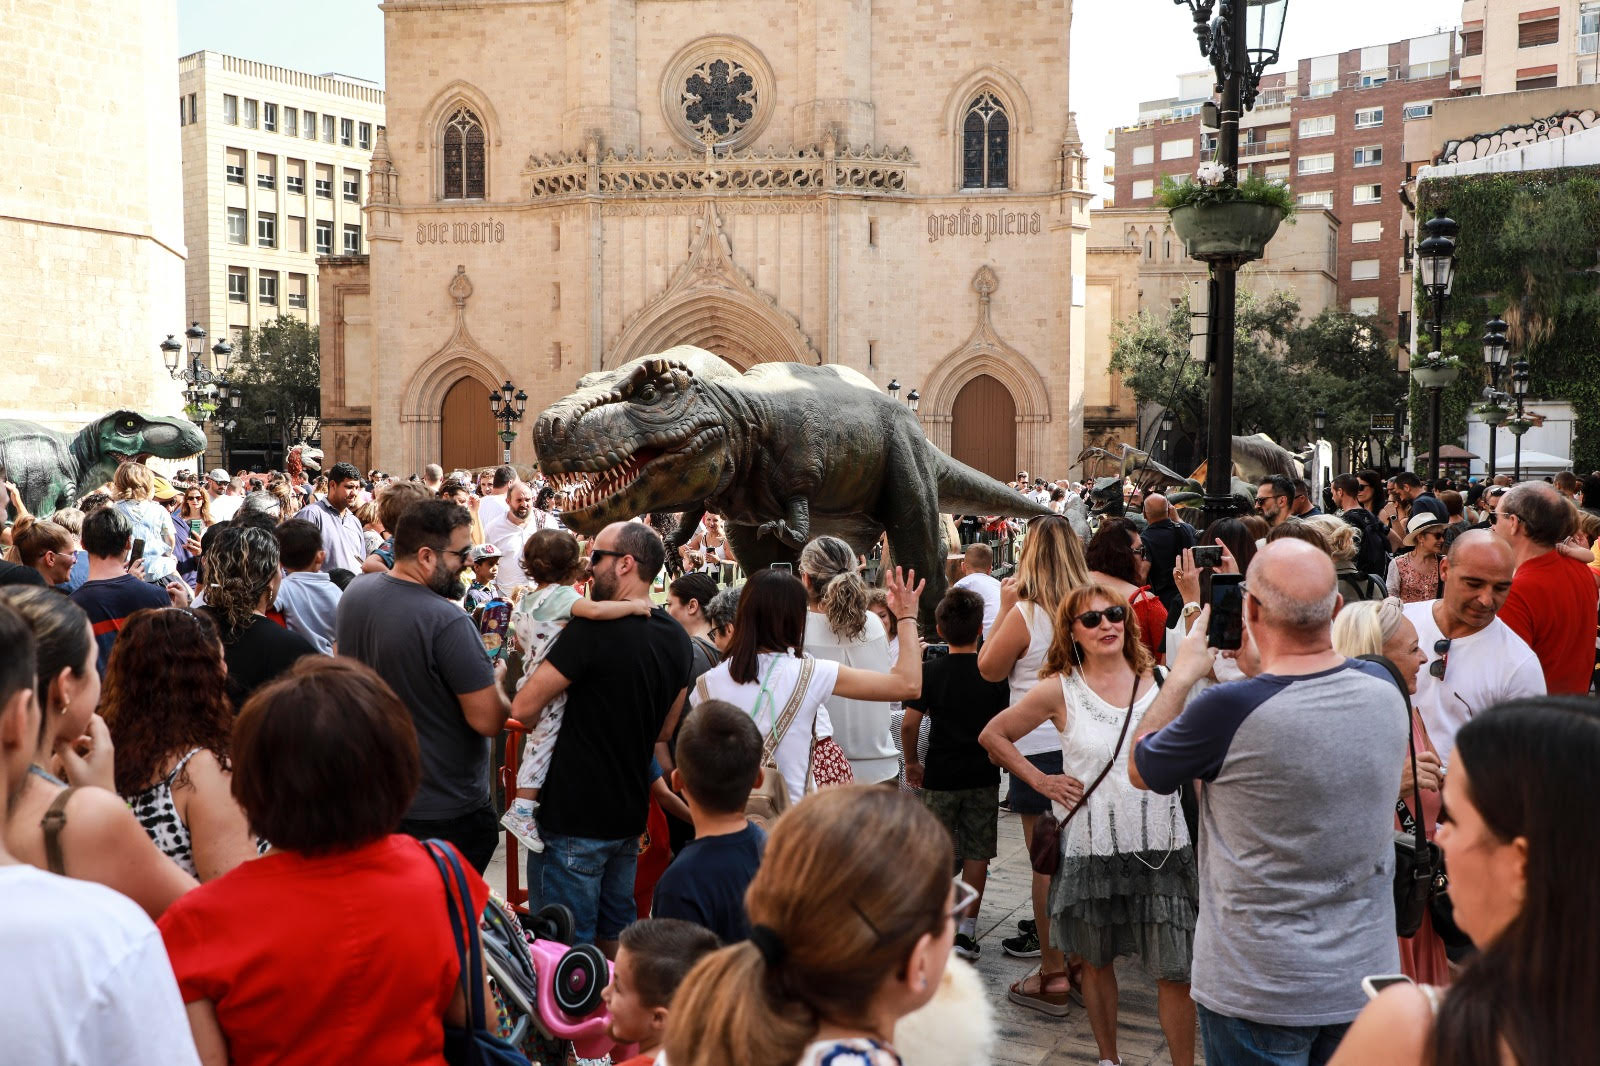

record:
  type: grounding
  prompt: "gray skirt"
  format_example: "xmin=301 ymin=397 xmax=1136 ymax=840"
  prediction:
xmin=1048 ymin=845 xmax=1198 ymax=981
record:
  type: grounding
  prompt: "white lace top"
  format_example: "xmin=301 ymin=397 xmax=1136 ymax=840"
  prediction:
xmin=1055 ymin=673 xmax=1189 ymax=859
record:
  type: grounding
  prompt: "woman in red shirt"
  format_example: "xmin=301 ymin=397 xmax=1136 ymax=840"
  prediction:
xmin=1084 ymin=518 xmax=1168 ymax=664
xmin=158 ymin=658 xmax=492 ymax=1066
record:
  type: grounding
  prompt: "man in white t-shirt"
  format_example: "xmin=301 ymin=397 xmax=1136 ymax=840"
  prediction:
xmin=204 ymin=468 xmax=240 ymax=521
xmin=484 ymin=481 xmax=536 ymax=593
xmin=951 ymin=542 xmax=1002 ymax=634
xmin=476 ymin=464 xmax=516 ymax=530
xmin=1404 ymin=530 xmax=1545 ymax=766
xmin=0 ymin=599 xmax=201 ymax=1066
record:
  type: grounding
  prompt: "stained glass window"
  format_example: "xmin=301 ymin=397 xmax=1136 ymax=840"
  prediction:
xmin=962 ymin=93 xmax=1010 ymax=189
xmin=442 ymin=107 xmax=486 ymax=199
xmin=683 ymin=58 xmax=756 ymax=143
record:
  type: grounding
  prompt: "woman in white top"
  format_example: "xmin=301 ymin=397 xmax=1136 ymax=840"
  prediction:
xmin=975 ymin=513 xmax=1090 ymax=1014
xmin=690 ymin=566 xmax=923 ymax=807
xmin=981 ymin=585 xmax=1197 ymax=1066
xmin=797 ymin=536 xmax=901 ymax=784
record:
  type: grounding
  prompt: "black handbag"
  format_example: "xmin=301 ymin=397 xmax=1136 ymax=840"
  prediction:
xmin=1355 ymin=655 xmax=1444 ymax=940
xmin=424 ymin=840 xmax=531 ymax=1066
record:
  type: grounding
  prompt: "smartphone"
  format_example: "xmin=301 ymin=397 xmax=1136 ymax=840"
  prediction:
xmin=1207 ymin=572 xmax=1245 ymax=651
xmin=130 ymin=538 xmax=146 ymax=562
xmin=922 ymin=643 xmax=950 ymax=661
xmin=769 ymin=562 xmax=793 ymax=574
xmin=1361 ymin=974 xmax=1414 ymax=1000
xmin=188 ymin=519 xmax=203 ymax=536
xmin=1191 ymin=545 xmax=1223 ymax=569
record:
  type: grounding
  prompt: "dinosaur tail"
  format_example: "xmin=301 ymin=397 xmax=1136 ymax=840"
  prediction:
xmin=934 ymin=454 xmax=1051 ymax=518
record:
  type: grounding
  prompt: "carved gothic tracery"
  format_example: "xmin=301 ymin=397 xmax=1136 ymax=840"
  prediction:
xmin=521 ymin=142 xmax=913 ymax=201
xmin=683 ymin=59 xmax=757 ymax=142
xmin=442 ymin=107 xmax=486 ymax=199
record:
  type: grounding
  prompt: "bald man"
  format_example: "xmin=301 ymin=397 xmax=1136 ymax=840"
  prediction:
xmin=1130 ymin=539 xmax=1408 ymax=1057
xmin=1140 ymin=492 xmax=1196 ymax=617
xmin=1404 ymin=530 xmax=1544 ymax=765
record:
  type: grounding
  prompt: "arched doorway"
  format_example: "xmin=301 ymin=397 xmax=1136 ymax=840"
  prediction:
xmin=440 ymin=377 xmax=496 ymax=472
xmin=950 ymin=374 xmax=1016 ymax=482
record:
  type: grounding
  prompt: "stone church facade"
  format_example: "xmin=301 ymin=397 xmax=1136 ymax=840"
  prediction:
xmin=325 ymin=0 xmax=1090 ymax=481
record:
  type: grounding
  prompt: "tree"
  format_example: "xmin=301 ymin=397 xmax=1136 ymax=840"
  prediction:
xmin=229 ymin=316 xmax=321 ymax=453
xmin=1109 ymin=292 xmax=1408 ymax=472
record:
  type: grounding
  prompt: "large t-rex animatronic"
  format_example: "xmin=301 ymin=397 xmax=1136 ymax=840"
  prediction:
xmin=534 ymin=347 xmax=1051 ymax=622
xmin=0 ymin=411 xmax=207 ymax=518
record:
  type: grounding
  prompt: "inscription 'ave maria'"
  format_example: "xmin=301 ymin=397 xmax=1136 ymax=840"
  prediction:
xmin=416 ymin=218 xmax=507 ymax=245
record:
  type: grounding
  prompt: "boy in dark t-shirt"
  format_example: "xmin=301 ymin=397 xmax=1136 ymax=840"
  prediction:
xmin=652 ymin=700 xmax=764 ymax=943
xmin=902 ymin=587 xmax=1009 ymax=961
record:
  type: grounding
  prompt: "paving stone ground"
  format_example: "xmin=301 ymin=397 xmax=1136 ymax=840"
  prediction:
xmin=487 ymin=798 xmax=1200 ymax=1066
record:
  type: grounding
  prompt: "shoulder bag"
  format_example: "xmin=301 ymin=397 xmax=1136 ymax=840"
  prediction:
xmin=697 ymin=654 xmax=815 ymax=827
xmin=1027 ymin=674 xmax=1140 ymax=877
xmin=41 ymin=786 xmax=79 ymax=876
xmin=1355 ymin=654 xmax=1443 ymax=940
xmin=424 ymin=840 xmax=530 ymax=1066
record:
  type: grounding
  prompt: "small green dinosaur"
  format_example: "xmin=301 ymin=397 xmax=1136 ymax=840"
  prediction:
xmin=0 ymin=410 xmax=207 ymax=518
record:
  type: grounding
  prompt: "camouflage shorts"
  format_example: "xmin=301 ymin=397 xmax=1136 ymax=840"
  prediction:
xmin=922 ymin=785 xmax=999 ymax=861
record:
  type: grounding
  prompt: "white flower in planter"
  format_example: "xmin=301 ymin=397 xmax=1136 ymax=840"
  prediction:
xmin=1195 ymin=161 xmax=1227 ymax=186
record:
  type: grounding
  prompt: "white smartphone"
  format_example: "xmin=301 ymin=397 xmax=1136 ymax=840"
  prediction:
xmin=1361 ymin=974 xmax=1414 ymax=1000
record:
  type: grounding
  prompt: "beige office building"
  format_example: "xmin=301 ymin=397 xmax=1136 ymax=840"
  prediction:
xmin=178 ymin=51 xmax=384 ymax=352
xmin=323 ymin=0 xmax=1091 ymax=482
xmin=1 ymin=0 xmax=185 ymax=429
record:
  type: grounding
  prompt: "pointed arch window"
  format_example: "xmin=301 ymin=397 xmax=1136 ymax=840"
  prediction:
xmin=441 ymin=107 xmax=486 ymax=200
xmin=962 ymin=92 xmax=1010 ymax=189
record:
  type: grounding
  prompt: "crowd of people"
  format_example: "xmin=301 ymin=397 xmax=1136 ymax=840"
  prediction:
xmin=1 ymin=451 xmax=1596 ymax=1066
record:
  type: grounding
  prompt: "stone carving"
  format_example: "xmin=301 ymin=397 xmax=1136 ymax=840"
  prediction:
xmin=1437 ymin=109 xmax=1600 ymax=165
xmin=683 ymin=58 xmax=756 ymax=142
xmin=522 ymin=141 xmax=913 ymax=201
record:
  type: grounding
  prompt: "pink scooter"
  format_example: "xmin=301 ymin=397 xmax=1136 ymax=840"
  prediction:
xmin=492 ymin=904 xmax=638 ymax=1062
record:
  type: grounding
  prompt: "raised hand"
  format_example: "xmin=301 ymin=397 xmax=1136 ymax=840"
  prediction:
xmin=883 ymin=566 xmax=925 ymax=619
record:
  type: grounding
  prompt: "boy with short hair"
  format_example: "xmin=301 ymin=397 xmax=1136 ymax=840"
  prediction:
xmin=463 ymin=544 xmax=501 ymax=613
xmin=274 ymin=518 xmax=340 ymax=655
xmin=651 ymin=700 xmax=765 ymax=943
xmin=902 ymin=587 xmax=1009 ymax=961
xmin=602 ymin=918 xmax=721 ymax=1066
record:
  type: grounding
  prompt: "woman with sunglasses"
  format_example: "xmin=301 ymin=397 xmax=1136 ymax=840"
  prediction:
xmin=976 ymin=512 xmax=1090 ymax=1011
xmin=1387 ymin=513 xmax=1447 ymax=603
xmin=1085 ymin=518 xmax=1167 ymax=664
xmin=981 ymin=585 xmax=1196 ymax=1066
xmin=1331 ymin=597 xmax=1446 ymax=984
xmin=664 ymin=786 xmax=980 ymax=1066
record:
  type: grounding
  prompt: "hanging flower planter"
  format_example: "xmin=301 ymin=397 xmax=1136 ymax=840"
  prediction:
xmin=1410 ymin=359 xmax=1461 ymax=390
xmin=1170 ymin=202 xmax=1287 ymax=264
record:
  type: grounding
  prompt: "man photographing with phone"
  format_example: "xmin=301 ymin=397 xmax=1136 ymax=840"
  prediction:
xmin=1128 ymin=539 xmax=1409 ymax=1066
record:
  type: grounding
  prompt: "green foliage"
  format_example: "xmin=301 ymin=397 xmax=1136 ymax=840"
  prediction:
xmin=1108 ymin=291 xmax=1403 ymax=463
xmin=1416 ymin=170 xmax=1600 ymax=472
xmin=1158 ymin=173 xmax=1297 ymax=217
xmin=229 ymin=316 xmax=322 ymax=449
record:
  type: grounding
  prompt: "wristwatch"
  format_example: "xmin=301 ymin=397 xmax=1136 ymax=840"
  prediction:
xmin=1180 ymin=602 xmax=1202 ymax=621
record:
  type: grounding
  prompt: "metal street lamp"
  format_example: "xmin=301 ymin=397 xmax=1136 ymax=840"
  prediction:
xmin=1415 ymin=208 xmax=1459 ymax=482
xmin=887 ymin=379 xmax=901 ymax=403
xmin=1510 ymin=358 xmax=1532 ymax=482
xmin=906 ymin=388 xmax=920 ymax=414
xmin=161 ymin=322 xmax=232 ymax=476
xmin=264 ymin=407 xmax=278 ymax=470
xmin=1313 ymin=408 xmax=1326 ymax=436
xmin=1171 ymin=0 xmax=1292 ymax=527
xmin=490 ymin=379 xmax=528 ymax=464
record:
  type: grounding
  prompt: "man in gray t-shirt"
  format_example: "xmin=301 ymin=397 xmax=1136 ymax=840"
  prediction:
xmin=337 ymin=499 xmax=509 ymax=871
xmin=1131 ymin=540 xmax=1407 ymax=1066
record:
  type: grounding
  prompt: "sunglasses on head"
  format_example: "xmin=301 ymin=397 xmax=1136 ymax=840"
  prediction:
xmin=1429 ymin=637 xmax=1451 ymax=679
xmin=1074 ymin=605 xmax=1127 ymax=628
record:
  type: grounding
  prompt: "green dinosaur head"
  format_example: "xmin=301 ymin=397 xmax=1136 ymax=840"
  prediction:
xmin=92 ymin=410 xmax=207 ymax=465
xmin=534 ymin=353 xmax=736 ymax=533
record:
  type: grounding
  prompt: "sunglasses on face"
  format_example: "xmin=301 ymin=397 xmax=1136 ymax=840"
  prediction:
xmin=434 ymin=546 xmax=473 ymax=564
xmin=1429 ymin=637 xmax=1451 ymax=680
xmin=1074 ymin=605 xmax=1127 ymax=629
xmin=1134 ymin=544 xmax=1149 ymax=560
xmin=587 ymin=548 xmax=629 ymax=569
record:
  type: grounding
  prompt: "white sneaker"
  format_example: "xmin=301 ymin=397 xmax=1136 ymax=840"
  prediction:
xmin=500 ymin=807 xmax=545 ymax=853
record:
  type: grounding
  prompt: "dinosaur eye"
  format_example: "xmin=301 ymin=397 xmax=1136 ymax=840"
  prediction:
xmin=638 ymin=384 xmax=658 ymax=403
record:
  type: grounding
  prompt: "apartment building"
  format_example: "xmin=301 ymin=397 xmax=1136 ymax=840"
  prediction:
xmin=1457 ymin=0 xmax=1600 ymax=94
xmin=177 ymin=51 xmax=384 ymax=352
xmin=1106 ymin=32 xmax=1458 ymax=332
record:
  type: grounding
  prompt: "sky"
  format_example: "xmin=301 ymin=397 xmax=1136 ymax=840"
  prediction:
xmin=178 ymin=0 xmax=1465 ymax=201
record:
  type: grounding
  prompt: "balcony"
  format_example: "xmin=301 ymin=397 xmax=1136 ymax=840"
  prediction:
xmin=1201 ymin=138 xmax=1290 ymax=163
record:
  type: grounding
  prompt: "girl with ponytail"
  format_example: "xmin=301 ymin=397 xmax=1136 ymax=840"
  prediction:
xmin=663 ymin=787 xmax=963 ymax=1066
xmin=798 ymin=536 xmax=899 ymax=783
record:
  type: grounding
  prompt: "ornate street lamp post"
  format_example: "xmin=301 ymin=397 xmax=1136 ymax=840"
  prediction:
xmin=1480 ymin=317 xmax=1510 ymax=480
xmin=490 ymin=379 xmax=528 ymax=465
xmin=1413 ymin=209 xmax=1459 ymax=482
xmin=264 ymin=408 xmax=278 ymax=470
xmin=906 ymin=388 xmax=920 ymax=414
xmin=1509 ymin=359 xmax=1532 ymax=483
xmin=1171 ymin=0 xmax=1291 ymax=527
xmin=161 ymin=323 xmax=233 ymax=477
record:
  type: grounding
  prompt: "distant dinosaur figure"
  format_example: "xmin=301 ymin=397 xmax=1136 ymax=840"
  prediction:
xmin=284 ymin=442 xmax=324 ymax=486
xmin=0 ymin=410 xmax=207 ymax=518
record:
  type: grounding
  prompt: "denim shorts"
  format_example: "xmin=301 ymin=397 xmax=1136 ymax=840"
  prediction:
xmin=1197 ymin=1004 xmax=1351 ymax=1066
xmin=1006 ymin=750 xmax=1064 ymax=815
xmin=526 ymin=831 xmax=638 ymax=944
